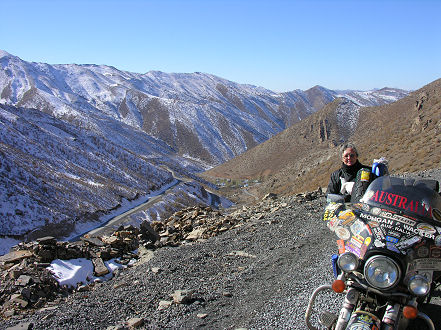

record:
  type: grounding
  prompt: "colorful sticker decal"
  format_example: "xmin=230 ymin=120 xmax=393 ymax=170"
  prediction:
xmin=396 ymin=236 xmax=421 ymax=250
xmin=352 ymin=311 xmax=381 ymax=328
xmin=386 ymin=235 xmax=399 ymax=244
xmin=337 ymin=239 xmax=346 ymax=254
xmin=327 ymin=216 xmax=340 ymax=231
xmin=386 ymin=242 xmax=401 ymax=254
xmin=374 ymin=239 xmax=385 ymax=248
xmin=361 ymin=203 xmax=370 ymax=212
xmin=380 ymin=211 xmax=417 ymax=226
xmin=351 ymin=235 xmax=364 ymax=249
xmin=350 ymin=220 xmax=365 ymax=236
xmin=323 ymin=203 xmax=343 ymax=221
xmin=345 ymin=241 xmax=362 ymax=257
xmin=360 ymin=170 xmax=371 ymax=182
xmin=435 ymin=235 xmax=441 ymax=247
xmin=339 ymin=210 xmax=356 ymax=225
xmin=417 ymin=245 xmax=430 ymax=258
xmin=417 ymin=223 xmax=437 ymax=235
xmin=396 ymin=224 xmax=435 ymax=240
xmin=364 ymin=237 xmax=372 ymax=247
xmin=371 ymin=207 xmax=382 ymax=216
xmin=335 ymin=227 xmax=351 ymax=240
xmin=431 ymin=247 xmax=441 ymax=258
xmin=370 ymin=225 xmax=385 ymax=241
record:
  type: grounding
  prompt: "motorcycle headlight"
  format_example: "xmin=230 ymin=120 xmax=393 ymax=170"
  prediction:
xmin=408 ymin=275 xmax=430 ymax=296
xmin=364 ymin=255 xmax=401 ymax=289
xmin=337 ymin=252 xmax=359 ymax=272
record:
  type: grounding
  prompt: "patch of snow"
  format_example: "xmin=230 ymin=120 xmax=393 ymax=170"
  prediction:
xmin=0 ymin=107 xmax=18 ymax=122
xmin=61 ymin=172 xmax=82 ymax=181
xmin=46 ymin=257 xmax=127 ymax=288
xmin=336 ymin=100 xmax=360 ymax=133
xmin=86 ymin=180 xmax=103 ymax=187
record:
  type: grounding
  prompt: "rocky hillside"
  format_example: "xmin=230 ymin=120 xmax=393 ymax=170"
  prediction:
xmin=203 ymin=78 xmax=441 ymax=200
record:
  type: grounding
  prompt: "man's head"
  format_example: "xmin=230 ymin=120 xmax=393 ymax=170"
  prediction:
xmin=340 ymin=143 xmax=358 ymax=166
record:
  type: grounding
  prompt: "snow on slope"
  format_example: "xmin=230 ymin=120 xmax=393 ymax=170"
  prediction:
xmin=335 ymin=99 xmax=361 ymax=140
xmin=334 ymin=88 xmax=409 ymax=107
xmin=1 ymin=50 xmax=408 ymax=166
xmin=0 ymin=103 xmax=174 ymax=235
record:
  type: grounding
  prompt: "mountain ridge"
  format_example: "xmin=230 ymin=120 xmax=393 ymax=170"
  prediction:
xmin=0 ymin=49 xmax=410 ymax=249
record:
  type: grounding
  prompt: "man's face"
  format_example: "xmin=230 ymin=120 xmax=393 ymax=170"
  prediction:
xmin=342 ymin=148 xmax=357 ymax=166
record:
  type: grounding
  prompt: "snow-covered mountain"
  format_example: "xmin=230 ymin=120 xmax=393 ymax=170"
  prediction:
xmin=0 ymin=50 xmax=409 ymax=247
xmin=0 ymin=50 xmax=408 ymax=165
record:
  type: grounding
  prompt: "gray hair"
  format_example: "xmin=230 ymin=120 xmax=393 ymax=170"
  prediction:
xmin=340 ymin=143 xmax=359 ymax=157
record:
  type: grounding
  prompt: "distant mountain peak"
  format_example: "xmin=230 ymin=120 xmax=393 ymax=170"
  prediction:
xmin=0 ymin=50 xmax=11 ymax=57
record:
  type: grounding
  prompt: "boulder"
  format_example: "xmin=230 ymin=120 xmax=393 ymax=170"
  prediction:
xmin=92 ymin=258 xmax=109 ymax=277
xmin=127 ymin=317 xmax=144 ymax=328
xmin=140 ymin=221 xmax=160 ymax=242
xmin=0 ymin=250 xmax=33 ymax=265
xmin=171 ymin=290 xmax=193 ymax=304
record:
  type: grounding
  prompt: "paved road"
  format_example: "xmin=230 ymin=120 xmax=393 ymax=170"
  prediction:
xmin=81 ymin=179 xmax=181 ymax=238
xmin=76 ymin=166 xmax=221 ymax=239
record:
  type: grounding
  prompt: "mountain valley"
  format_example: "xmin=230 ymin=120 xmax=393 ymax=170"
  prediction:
xmin=0 ymin=49 xmax=415 ymax=252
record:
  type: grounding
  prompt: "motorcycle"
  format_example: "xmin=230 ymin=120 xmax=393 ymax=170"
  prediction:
xmin=305 ymin=173 xmax=441 ymax=329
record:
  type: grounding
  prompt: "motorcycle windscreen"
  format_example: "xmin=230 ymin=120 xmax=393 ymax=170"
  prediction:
xmin=360 ymin=176 xmax=441 ymax=225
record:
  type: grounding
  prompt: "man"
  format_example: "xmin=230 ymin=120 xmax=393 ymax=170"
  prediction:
xmin=327 ymin=143 xmax=370 ymax=202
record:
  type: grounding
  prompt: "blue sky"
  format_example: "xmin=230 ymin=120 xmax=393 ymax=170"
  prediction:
xmin=2 ymin=0 xmax=440 ymax=92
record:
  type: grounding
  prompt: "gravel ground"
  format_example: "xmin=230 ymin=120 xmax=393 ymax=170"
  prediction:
xmin=2 ymin=170 xmax=441 ymax=330
xmin=2 ymin=197 xmax=337 ymax=330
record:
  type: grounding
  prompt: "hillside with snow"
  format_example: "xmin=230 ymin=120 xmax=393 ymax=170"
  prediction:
xmin=0 ymin=50 xmax=408 ymax=165
xmin=0 ymin=50 xmax=409 ymax=251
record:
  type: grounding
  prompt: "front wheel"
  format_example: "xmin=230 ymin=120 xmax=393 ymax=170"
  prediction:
xmin=346 ymin=311 xmax=381 ymax=330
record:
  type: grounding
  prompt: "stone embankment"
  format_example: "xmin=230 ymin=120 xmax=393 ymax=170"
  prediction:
xmin=0 ymin=224 xmax=154 ymax=318
xmin=0 ymin=188 xmax=323 ymax=328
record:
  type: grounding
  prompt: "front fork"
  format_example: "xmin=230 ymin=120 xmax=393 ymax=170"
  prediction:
xmin=334 ymin=287 xmax=359 ymax=329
